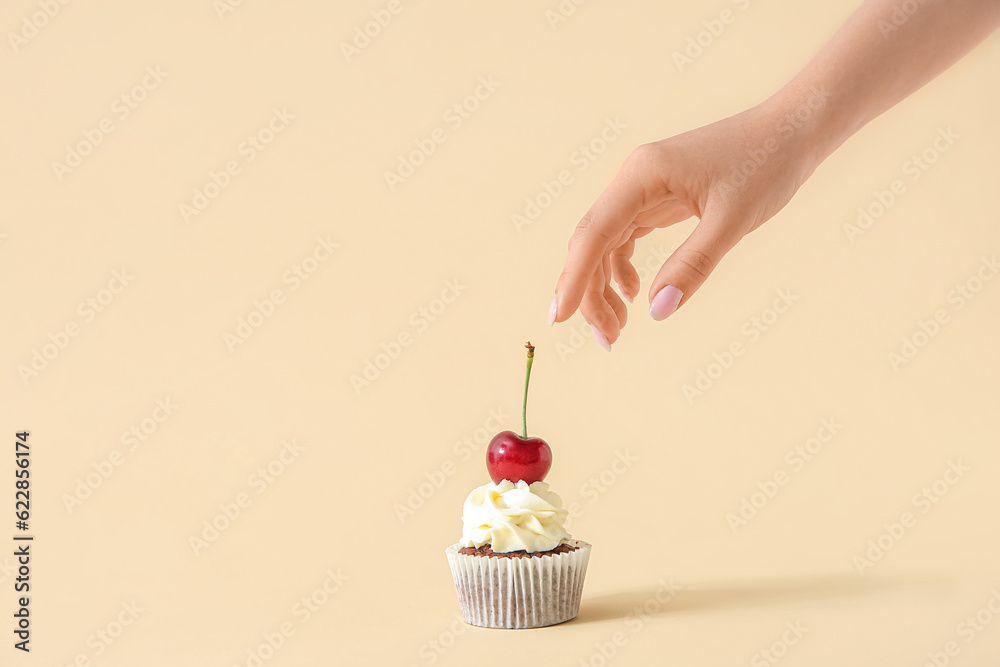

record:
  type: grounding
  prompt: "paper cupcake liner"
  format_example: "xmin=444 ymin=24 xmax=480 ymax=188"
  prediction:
xmin=445 ymin=539 xmax=591 ymax=629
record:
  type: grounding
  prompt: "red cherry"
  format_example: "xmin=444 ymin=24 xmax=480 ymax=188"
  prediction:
xmin=486 ymin=431 xmax=552 ymax=485
xmin=486 ymin=342 xmax=553 ymax=484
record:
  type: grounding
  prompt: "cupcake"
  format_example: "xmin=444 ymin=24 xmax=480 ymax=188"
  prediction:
xmin=445 ymin=343 xmax=591 ymax=629
xmin=446 ymin=479 xmax=591 ymax=628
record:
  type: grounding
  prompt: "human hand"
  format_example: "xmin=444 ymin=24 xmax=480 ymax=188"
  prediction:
xmin=548 ymin=101 xmax=823 ymax=350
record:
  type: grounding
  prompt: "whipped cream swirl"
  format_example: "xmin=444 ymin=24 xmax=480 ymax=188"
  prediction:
xmin=459 ymin=479 xmax=571 ymax=553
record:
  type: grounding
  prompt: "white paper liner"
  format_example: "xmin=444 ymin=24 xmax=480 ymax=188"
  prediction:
xmin=445 ymin=539 xmax=591 ymax=629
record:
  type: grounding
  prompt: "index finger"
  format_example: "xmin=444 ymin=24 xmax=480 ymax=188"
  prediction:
xmin=551 ymin=156 xmax=649 ymax=324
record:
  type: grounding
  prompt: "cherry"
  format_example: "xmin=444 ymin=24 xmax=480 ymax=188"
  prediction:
xmin=485 ymin=342 xmax=552 ymax=484
xmin=486 ymin=431 xmax=551 ymax=485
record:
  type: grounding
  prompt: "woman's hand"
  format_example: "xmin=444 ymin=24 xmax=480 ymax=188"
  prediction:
xmin=549 ymin=100 xmax=821 ymax=349
xmin=549 ymin=0 xmax=1000 ymax=351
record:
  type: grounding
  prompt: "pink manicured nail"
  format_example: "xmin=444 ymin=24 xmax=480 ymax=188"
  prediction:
xmin=591 ymin=325 xmax=611 ymax=352
xmin=548 ymin=297 xmax=558 ymax=326
xmin=650 ymin=285 xmax=683 ymax=321
xmin=617 ymin=282 xmax=633 ymax=303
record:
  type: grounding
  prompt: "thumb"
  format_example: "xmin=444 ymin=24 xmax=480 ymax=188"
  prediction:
xmin=647 ymin=207 xmax=745 ymax=321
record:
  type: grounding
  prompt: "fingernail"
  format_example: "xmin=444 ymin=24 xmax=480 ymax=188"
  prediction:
xmin=617 ymin=282 xmax=633 ymax=303
xmin=548 ymin=297 xmax=558 ymax=326
xmin=591 ymin=325 xmax=611 ymax=352
xmin=650 ymin=285 xmax=683 ymax=321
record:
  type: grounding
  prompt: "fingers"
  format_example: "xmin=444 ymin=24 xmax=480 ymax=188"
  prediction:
xmin=580 ymin=256 xmax=627 ymax=350
xmin=551 ymin=151 xmax=651 ymax=324
xmin=630 ymin=198 xmax=693 ymax=230
xmin=611 ymin=200 xmax=693 ymax=301
xmin=603 ymin=250 xmax=628 ymax=331
xmin=610 ymin=236 xmax=640 ymax=303
xmin=648 ymin=206 xmax=745 ymax=321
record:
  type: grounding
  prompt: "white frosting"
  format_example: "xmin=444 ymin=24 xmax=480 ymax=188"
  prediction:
xmin=459 ymin=479 xmax=571 ymax=553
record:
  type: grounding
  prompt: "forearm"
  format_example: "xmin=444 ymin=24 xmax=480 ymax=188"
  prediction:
xmin=767 ymin=0 xmax=1000 ymax=163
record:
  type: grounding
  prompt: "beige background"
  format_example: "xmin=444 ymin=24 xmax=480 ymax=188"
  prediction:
xmin=2 ymin=0 xmax=999 ymax=664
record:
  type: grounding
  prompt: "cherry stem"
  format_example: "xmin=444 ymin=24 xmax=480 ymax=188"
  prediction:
xmin=522 ymin=342 xmax=534 ymax=438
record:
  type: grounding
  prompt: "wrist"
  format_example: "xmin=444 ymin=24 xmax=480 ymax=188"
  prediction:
xmin=760 ymin=75 xmax=866 ymax=178
xmin=745 ymin=82 xmax=836 ymax=183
